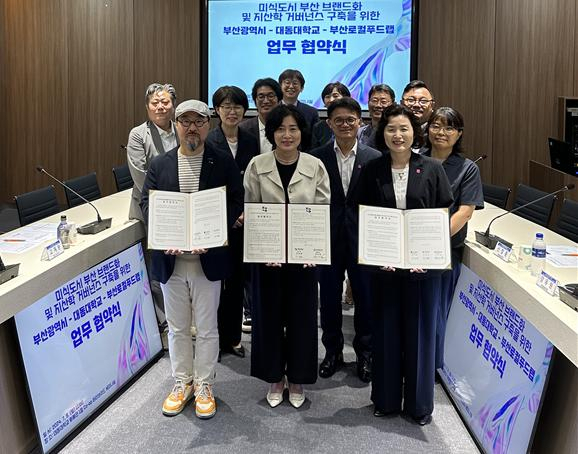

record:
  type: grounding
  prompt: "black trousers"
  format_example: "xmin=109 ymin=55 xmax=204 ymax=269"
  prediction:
xmin=319 ymin=247 xmax=372 ymax=359
xmin=251 ymin=264 xmax=318 ymax=384
xmin=436 ymin=247 xmax=464 ymax=369
xmin=371 ymin=271 xmax=441 ymax=418
xmin=217 ymin=227 xmax=244 ymax=348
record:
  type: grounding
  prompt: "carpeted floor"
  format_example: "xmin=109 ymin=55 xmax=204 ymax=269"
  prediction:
xmin=59 ymin=306 xmax=479 ymax=454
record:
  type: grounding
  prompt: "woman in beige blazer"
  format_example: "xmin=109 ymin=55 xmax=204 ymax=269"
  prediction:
xmin=243 ymin=104 xmax=330 ymax=409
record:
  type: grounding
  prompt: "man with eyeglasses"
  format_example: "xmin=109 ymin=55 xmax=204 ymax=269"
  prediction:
xmin=240 ymin=78 xmax=282 ymax=155
xmin=400 ymin=80 xmax=435 ymax=129
xmin=358 ymin=84 xmax=395 ymax=149
xmin=310 ymin=97 xmax=380 ymax=383
xmin=278 ymin=68 xmax=319 ymax=133
xmin=127 ymin=83 xmax=178 ymax=347
xmin=141 ymin=100 xmax=243 ymax=420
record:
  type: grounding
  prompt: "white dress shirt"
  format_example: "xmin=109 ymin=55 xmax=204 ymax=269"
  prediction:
xmin=334 ymin=140 xmax=358 ymax=195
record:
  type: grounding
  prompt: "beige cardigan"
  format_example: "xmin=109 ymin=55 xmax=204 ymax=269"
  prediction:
xmin=243 ymin=152 xmax=330 ymax=204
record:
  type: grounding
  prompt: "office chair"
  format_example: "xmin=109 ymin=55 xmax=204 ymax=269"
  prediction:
xmin=555 ymin=199 xmax=578 ymax=243
xmin=112 ymin=164 xmax=134 ymax=192
xmin=482 ymin=183 xmax=511 ymax=209
xmin=14 ymin=185 xmax=60 ymax=226
xmin=512 ymin=184 xmax=556 ymax=227
xmin=63 ymin=172 xmax=102 ymax=208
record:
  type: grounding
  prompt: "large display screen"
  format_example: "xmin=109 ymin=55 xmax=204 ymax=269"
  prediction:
xmin=15 ymin=243 xmax=162 ymax=453
xmin=440 ymin=265 xmax=552 ymax=454
xmin=206 ymin=0 xmax=416 ymax=109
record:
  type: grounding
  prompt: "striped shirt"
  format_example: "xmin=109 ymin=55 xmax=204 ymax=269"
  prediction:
xmin=178 ymin=150 xmax=203 ymax=193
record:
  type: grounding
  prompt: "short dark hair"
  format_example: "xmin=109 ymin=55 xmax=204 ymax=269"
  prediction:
xmin=265 ymin=104 xmax=311 ymax=151
xmin=402 ymin=80 xmax=434 ymax=99
xmin=327 ymin=97 xmax=362 ymax=119
xmin=278 ymin=69 xmax=305 ymax=87
xmin=368 ymin=84 xmax=395 ymax=102
xmin=251 ymin=78 xmax=283 ymax=103
xmin=374 ymin=103 xmax=423 ymax=151
xmin=212 ymin=85 xmax=249 ymax=111
xmin=321 ymin=82 xmax=351 ymax=99
xmin=425 ymin=107 xmax=465 ymax=154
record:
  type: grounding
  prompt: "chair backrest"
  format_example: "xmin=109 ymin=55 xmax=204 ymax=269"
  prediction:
xmin=112 ymin=164 xmax=134 ymax=192
xmin=14 ymin=185 xmax=60 ymax=226
xmin=512 ymin=184 xmax=556 ymax=227
xmin=63 ymin=172 xmax=101 ymax=208
xmin=482 ymin=183 xmax=511 ymax=209
xmin=555 ymin=198 xmax=578 ymax=243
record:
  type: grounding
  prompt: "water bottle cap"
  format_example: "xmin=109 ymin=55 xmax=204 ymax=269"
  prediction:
xmin=536 ymin=233 xmax=543 ymax=239
xmin=60 ymin=215 xmax=67 ymax=221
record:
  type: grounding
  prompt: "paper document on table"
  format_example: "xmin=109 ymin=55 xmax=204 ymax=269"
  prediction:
xmin=243 ymin=203 xmax=286 ymax=263
xmin=148 ymin=187 xmax=228 ymax=251
xmin=546 ymin=245 xmax=578 ymax=268
xmin=0 ymin=223 xmax=59 ymax=254
xmin=358 ymin=205 xmax=451 ymax=269
xmin=287 ymin=204 xmax=331 ymax=265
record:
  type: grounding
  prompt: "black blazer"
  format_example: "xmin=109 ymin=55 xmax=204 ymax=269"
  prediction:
xmin=206 ymin=124 xmax=259 ymax=174
xmin=294 ymin=101 xmax=320 ymax=132
xmin=311 ymin=120 xmax=333 ymax=150
xmin=310 ymin=141 xmax=381 ymax=259
xmin=239 ymin=116 xmax=261 ymax=150
xmin=140 ymin=145 xmax=244 ymax=283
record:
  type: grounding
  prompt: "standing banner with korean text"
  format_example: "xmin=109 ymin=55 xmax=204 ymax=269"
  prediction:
xmin=207 ymin=0 xmax=415 ymax=109
xmin=440 ymin=265 xmax=552 ymax=454
xmin=14 ymin=243 xmax=162 ymax=453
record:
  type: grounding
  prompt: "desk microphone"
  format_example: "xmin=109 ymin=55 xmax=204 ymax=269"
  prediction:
xmin=36 ymin=166 xmax=112 ymax=235
xmin=475 ymin=183 xmax=575 ymax=249
xmin=473 ymin=154 xmax=487 ymax=164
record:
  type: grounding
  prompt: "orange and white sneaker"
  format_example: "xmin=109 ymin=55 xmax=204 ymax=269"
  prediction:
xmin=162 ymin=380 xmax=193 ymax=416
xmin=194 ymin=383 xmax=216 ymax=419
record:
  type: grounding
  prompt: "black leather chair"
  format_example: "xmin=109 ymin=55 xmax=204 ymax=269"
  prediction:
xmin=112 ymin=164 xmax=134 ymax=192
xmin=512 ymin=184 xmax=556 ymax=227
xmin=555 ymin=199 xmax=578 ymax=243
xmin=14 ymin=185 xmax=60 ymax=226
xmin=482 ymin=183 xmax=511 ymax=209
xmin=63 ymin=172 xmax=101 ymax=208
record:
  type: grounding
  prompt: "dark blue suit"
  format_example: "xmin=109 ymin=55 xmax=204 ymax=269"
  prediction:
xmin=206 ymin=125 xmax=259 ymax=349
xmin=140 ymin=145 xmax=244 ymax=284
xmin=359 ymin=151 xmax=453 ymax=418
xmin=294 ymin=101 xmax=319 ymax=133
xmin=310 ymin=141 xmax=380 ymax=360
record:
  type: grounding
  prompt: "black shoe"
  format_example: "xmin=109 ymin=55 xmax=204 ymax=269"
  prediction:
xmin=373 ymin=407 xmax=399 ymax=417
xmin=357 ymin=356 xmax=372 ymax=383
xmin=221 ymin=344 xmax=246 ymax=358
xmin=319 ymin=352 xmax=344 ymax=378
xmin=412 ymin=414 xmax=432 ymax=426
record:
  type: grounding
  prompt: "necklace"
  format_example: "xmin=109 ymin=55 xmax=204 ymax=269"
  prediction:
xmin=274 ymin=151 xmax=299 ymax=165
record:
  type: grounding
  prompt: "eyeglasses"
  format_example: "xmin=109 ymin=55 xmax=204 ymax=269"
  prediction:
xmin=219 ymin=104 xmax=244 ymax=112
xmin=369 ymin=97 xmax=392 ymax=106
xmin=429 ymin=124 xmax=459 ymax=134
xmin=256 ymin=93 xmax=277 ymax=102
xmin=402 ymin=97 xmax=433 ymax=107
xmin=282 ymin=79 xmax=301 ymax=87
xmin=177 ymin=117 xmax=209 ymax=128
xmin=332 ymin=116 xmax=358 ymax=127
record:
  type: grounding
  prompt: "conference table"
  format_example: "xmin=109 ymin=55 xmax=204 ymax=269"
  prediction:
xmin=0 ymin=193 xmax=576 ymax=453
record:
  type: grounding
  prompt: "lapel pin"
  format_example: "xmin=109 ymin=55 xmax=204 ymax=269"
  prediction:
xmin=416 ymin=169 xmax=421 ymax=174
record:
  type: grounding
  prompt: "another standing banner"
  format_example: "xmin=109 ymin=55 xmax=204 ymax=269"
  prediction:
xmin=15 ymin=243 xmax=162 ymax=453
xmin=440 ymin=265 xmax=553 ymax=454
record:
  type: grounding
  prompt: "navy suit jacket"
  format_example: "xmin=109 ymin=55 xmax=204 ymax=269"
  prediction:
xmin=206 ymin=124 xmax=259 ymax=174
xmin=294 ymin=101 xmax=319 ymax=132
xmin=310 ymin=141 xmax=381 ymax=260
xmin=140 ymin=144 xmax=244 ymax=283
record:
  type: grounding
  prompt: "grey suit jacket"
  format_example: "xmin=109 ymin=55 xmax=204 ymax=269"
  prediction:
xmin=126 ymin=121 xmax=178 ymax=221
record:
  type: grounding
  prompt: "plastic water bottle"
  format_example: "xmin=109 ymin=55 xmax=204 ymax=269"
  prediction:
xmin=57 ymin=215 xmax=70 ymax=249
xmin=531 ymin=233 xmax=546 ymax=276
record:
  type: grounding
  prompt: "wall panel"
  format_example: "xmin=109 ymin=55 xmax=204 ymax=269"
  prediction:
xmin=492 ymin=0 xmax=575 ymax=192
xmin=2 ymin=0 xmax=69 ymax=203
xmin=575 ymin=1 xmax=578 ymax=96
xmin=133 ymin=0 xmax=201 ymax=126
xmin=67 ymin=0 xmax=134 ymax=198
xmin=418 ymin=0 xmax=496 ymax=181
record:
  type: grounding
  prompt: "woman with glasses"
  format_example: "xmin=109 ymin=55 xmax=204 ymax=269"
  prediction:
xmin=244 ymin=104 xmax=330 ymax=408
xmin=359 ymin=104 xmax=453 ymax=425
xmin=206 ymin=86 xmax=259 ymax=360
xmin=420 ymin=107 xmax=484 ymax=371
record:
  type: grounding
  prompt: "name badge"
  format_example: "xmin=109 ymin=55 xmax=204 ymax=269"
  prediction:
xmin=536 ymin=270 xmax=558 ymax=296
xmin=41 ymin=240 xmax=64 ymax=261
xmin=493 ymin=241 xmax=513 ymax=263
